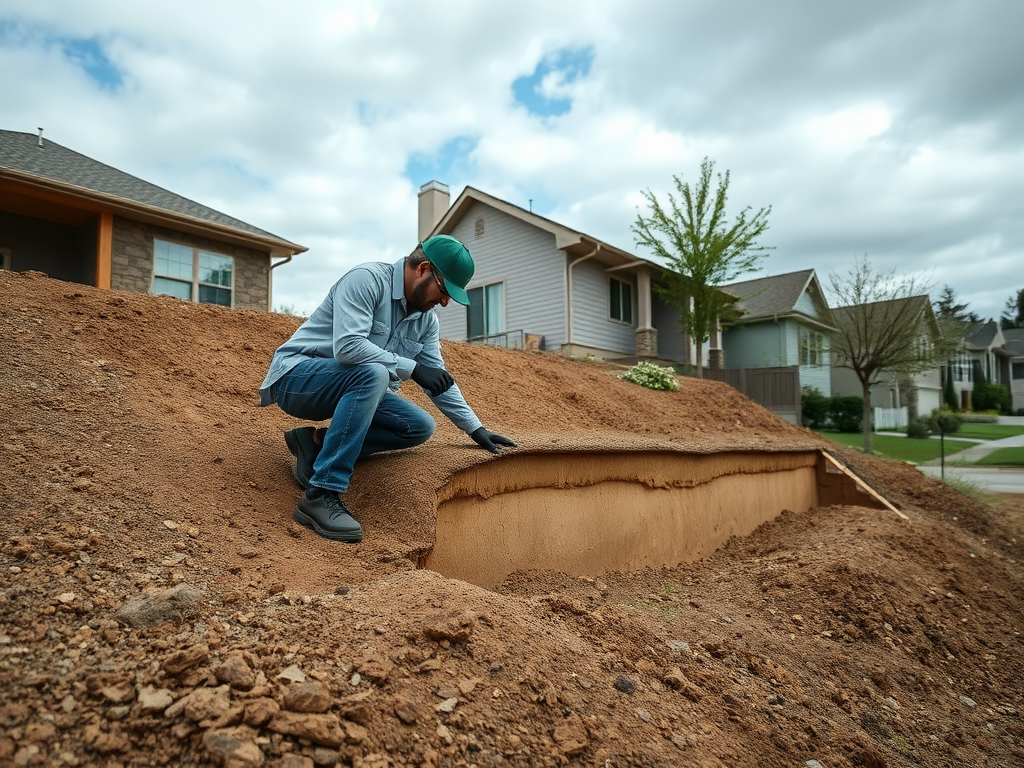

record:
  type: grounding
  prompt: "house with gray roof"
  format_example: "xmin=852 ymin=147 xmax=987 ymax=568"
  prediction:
xmin=0 ymin=129 xmax=305 ymax=310
xmin=965 ymin=320 xmax=1012 ymax=391
xmin=720 ymin=269 xmax=837 ymax=395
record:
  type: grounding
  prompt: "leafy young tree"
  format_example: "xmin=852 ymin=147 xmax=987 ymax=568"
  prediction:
xmin=632 ymin=157 xmax=772 ymax=377
xmin=829 ymin=256 xmax=953 ymax=454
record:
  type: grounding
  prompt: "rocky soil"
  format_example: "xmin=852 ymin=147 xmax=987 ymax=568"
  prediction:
xmin=1 ymin=269 xmax=1022 ymax=768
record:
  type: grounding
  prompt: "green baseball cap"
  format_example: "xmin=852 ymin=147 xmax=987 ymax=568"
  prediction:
xmin=421 ymin=235 xmax=475 ymax=306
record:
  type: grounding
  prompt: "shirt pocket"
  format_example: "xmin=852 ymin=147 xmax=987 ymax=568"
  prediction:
xmin=396 ymin=337 xmax=423 ymax=359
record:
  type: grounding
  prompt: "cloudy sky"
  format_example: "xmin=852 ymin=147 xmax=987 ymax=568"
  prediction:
xmin=2 ymin=0 xmax=1021 ymax=320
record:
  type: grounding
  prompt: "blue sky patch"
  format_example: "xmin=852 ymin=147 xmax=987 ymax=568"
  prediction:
xmin=512 ymin=47 xmax=594 ymax=118
xmin=61 ymin=36 xmax=123 ymax=91
xmin=405 ymin=135 xmax=477 ymax=187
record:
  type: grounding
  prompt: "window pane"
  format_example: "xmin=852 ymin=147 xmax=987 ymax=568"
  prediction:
xmin=198 ymin=285 xmax=232 ymax=306
xmin=467 ymin=287 xmax=484 ymax=338
xmin=199 ymin=251 xmax=233 ymax=287
xmin=610 ymin=279 xmax=621 ymax=320
xmin=154 ymin=240 xmax=193 ymax=280
xmin=154 ymin=276 xmax=193 ymax=301
xmin=485 ymin=282 xmax=505 ymax=334
xmin=622 ymin=283 xmax=632 ymax=324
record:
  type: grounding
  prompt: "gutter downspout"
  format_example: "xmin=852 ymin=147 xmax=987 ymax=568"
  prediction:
xmin=566 ymin=243 xmax=601 ymax=353
xmin=268 ymin=254 xmax=294 ymax=311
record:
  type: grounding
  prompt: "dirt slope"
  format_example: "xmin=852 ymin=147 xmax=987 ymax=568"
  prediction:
xmin=1 ymin=269 xmax=1022 ymax=768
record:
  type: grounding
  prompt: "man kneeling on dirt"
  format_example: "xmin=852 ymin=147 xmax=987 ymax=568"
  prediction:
xmin=258 ymin=235 xmax=515 ymax=544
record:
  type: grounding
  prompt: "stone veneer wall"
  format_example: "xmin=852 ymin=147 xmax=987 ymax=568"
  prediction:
xmin=635 ymin=327 xmax=658 ymax=357
xmin=110 ymin=217 xmax=271 ymax=310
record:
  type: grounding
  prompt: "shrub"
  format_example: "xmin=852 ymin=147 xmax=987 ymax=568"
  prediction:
xmin=829 ymin=396 xmax=864 ymax=433
xmin=943 ymin=369 xmax=959 ymax=411
xmin=926 ymin=408 xmax=962 ymax=435
xmin=971 ymin=381 xmax=1011 ymax=414
xmin=801 ymin=387 xmax=830 ymax=429
xmin=960 ymin=413 xmax=998 ymax=423
xmin=621 ymin=361 xmax=679 ymax=391
xmin=906 ymin=418 xmax=931 ymax=439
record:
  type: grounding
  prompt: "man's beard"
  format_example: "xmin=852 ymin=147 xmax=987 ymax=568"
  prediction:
xmin=408 ymin=279 xmax=434 ymax=313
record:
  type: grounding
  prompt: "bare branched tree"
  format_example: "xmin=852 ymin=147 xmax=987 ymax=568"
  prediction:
xmin=829 ymin=256 xmax=952 ymax=453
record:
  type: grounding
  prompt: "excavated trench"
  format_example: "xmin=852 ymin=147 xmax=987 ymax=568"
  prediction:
xmin=421 ymin=450 xmax=895 ymax=588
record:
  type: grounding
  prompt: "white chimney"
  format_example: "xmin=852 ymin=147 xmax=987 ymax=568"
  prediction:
xmin=37 ymin=127 xmax=44 ymax=147
xmin=417 ymin=181 xmax=450 ymax=242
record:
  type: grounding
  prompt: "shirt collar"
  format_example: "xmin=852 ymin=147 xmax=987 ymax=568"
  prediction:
xmin=391 ymin=257 xmax=407 ymax=307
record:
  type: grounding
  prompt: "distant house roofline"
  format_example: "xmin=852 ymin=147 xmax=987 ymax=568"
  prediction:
xmin=432 ymin=185 xmax=664 ymax=272
xmin=0 ymin=129 xmax=306 ymax=257
xmin=722 ymin=268 xmax=837 ymax=331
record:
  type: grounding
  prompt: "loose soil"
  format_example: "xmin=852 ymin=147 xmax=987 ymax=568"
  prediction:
xmin=1 ymin=269 xmax=1022 ymax=768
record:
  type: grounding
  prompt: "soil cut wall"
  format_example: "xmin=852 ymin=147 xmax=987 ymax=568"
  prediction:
xmin=424 ymin=451 xmax=822 ymax=586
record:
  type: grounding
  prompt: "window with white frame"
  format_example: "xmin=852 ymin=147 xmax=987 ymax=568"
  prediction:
xmin=609 ymin=277 xmax=633 ymax=324
xmin=467 ymin=282 xmax=505 ymax=340
xmin=950 ymin=350 xmax=972 ymax=382
xmin=799 ymin=327 xmax=826 ymax=367
xmin=1012 ymin=361 xmax=1024 ymax=380
xmin=0 ymin=247 xmax=11 ymax=270
xmin=153 ymin=239 xmax=234 ymax=306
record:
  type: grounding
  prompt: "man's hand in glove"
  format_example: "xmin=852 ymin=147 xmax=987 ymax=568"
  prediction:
xmin=471 ymin=427 xmax=516 ymax=454
xmin=411 ymin=364 xmax=455 ymax=398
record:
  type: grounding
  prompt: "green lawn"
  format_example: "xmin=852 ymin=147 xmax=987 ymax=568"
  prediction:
xmin=948 ymin=423 xmax=1024 ymax=440
xmin=885 ymin=423 xmax=1024 ymax=440
xmin=816 ymin=431 xmax=977 ymax=463
xmin=964 ymin=447 xmax=1024 ymax=467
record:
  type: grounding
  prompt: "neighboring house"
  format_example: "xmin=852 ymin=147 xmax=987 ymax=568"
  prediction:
xmin=0 ymin=129 xmax=305 ymax=310
xmin=1004 ymin=328 xmax=1024 ymax=413
xmin=965 ymin=320 xmax=1012 ymax=390
xmin=829 ymin=295 xmax=943 ymax=418
xmin=720 ymin=269 xmax=837 ymax=396
xmin=416 ymin=181 xmax=703 ymax=363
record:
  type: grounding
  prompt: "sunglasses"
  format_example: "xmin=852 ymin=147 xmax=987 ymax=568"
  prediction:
xmin=429 ymin=264 xmax=449 ymax=297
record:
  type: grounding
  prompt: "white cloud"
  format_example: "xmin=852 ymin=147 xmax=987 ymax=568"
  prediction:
xmin=1 ymin=0 xmax=1021 ymax=321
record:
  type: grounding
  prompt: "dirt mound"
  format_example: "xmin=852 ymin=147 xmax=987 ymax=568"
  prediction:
xmin=2 ymin=269 xmax=1023 ymax=767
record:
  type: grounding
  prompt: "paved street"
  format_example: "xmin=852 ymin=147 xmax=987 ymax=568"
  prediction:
xmin=916 ymin=465 xmax=1024 ymax=494
xmin=880 ymin=416 xmax=1024 ymax=494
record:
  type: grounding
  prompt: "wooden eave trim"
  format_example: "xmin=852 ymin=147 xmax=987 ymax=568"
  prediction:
xmin=0 ymin=169 xmax=307 ymax=256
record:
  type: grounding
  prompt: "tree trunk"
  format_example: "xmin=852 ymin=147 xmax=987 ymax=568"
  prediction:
xmin=694 ymin=342 xmax=704 ymax=378
xmin=862 ymin=382 xmax=873 ymax=454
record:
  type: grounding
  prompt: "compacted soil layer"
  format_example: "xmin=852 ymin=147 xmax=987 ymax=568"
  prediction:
xmin=1 ymin=270 xmax=1022 ymax=768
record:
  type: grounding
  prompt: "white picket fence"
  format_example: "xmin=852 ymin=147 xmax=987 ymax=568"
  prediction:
xmin=873 ymin=406 xmax=908 ymax=430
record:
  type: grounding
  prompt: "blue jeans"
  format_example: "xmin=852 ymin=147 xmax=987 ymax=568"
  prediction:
xmin=272 ymin=359 xmax=435 ymax=493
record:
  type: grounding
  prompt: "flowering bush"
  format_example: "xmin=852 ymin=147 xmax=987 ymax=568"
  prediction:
xmin=621 ymin=361 xmax=679 ymax=391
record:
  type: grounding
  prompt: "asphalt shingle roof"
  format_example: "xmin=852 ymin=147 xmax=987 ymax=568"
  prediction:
xmin=966 ymin=320 xmax=999 ymax=348
xmin=0 ymin=129 xmax=295 ymax=245
xmin=723 ymin=269 xmax=817 ymax=320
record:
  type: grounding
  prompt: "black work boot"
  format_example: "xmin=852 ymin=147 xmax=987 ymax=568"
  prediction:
xmin=284 ymin=427 xmax=320 ymax=489
xmin=293 ymin=487 xmax=363 ymax=543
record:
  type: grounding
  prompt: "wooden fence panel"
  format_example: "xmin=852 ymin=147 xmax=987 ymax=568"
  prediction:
xmin=699 ymin=366 xmax=802 ymax=423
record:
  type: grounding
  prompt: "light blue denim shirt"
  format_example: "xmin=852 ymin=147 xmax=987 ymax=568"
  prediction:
xmin=259 ymin=258 xmax=483 ymax=434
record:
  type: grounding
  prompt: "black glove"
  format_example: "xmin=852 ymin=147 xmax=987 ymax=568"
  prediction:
xmin=411 ymin=364 xmax=454 ymax=397
xmin=471 ymin=427 xmax=516 ymax=454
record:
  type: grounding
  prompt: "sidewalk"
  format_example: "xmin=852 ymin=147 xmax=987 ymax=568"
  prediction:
xmin=875 ymin=415 xmax=1024 ymax=466
xmin=919 ymin=423 xmax=1024 ymax=466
